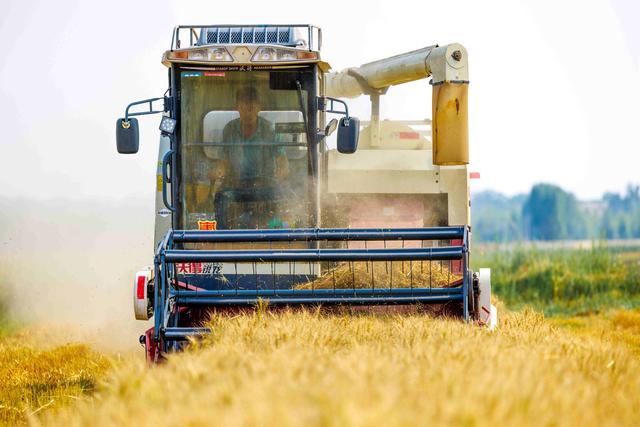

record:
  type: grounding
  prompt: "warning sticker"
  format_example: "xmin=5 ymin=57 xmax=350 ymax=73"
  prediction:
xmin=198 ymin=220 xmax=217 ymax=230
xmin=397 ymin=131 xmax=420 ymax=140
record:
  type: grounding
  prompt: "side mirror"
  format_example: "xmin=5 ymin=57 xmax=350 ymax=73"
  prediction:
xmin=116 ymin=118 xmax=139 ymax=154
xmin=336 ymin=117 xmax=359 ymax=154
xmin=325 ymin=119 xmax=338 ymax=137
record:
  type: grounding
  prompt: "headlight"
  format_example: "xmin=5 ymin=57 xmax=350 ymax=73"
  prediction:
xmin=209 ymin=47 xmax=233 ymax=61
xmin=254 ymin=47 xmax=277 ymax=61
xmin=167 ymin=47 xmax=233 ymax=62
xmin=251 ymin=47 xmax=318 ymax=62
xmin=188 ymin=49 xmax=208 ymax=61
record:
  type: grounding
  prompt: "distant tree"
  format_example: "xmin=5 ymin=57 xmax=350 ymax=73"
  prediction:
xmin=601 ymin=184 xmax=640 ymax=239
xmin=471 ymin=191 xmax=524 ymax=242
xmin=522 ymin=184 xmax=586 ymax=240
xmin=473 ymin=183 xmax=639 ymax=243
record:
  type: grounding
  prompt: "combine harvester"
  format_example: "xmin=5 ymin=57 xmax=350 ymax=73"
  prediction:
xmin=116 ymin=25 xmax=496 ymax=362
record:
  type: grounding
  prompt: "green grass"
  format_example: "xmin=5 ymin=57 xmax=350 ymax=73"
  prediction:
xmin=473 ymin=245 xmax=640 ymax=315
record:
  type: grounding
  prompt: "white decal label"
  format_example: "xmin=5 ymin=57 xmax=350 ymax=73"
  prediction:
xmin=157 ymin=208 xmax=171 ymax=218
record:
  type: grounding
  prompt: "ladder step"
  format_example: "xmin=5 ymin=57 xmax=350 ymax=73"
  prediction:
xmin=163 ymin=327 xmax=211 ymax=341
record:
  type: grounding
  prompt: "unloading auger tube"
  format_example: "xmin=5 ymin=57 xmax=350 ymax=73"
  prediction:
xmin=326 ymin=43 xmax=470 ymax=165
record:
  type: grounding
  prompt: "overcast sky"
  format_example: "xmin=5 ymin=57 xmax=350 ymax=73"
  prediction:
xmin=0 ymin=0 xmax=638 ymax=201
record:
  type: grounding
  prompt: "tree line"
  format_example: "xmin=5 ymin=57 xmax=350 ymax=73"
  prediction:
xmin=471 ymin=183 xmax=640 ymax=242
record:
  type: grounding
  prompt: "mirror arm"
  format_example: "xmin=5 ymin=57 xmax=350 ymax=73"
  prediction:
xmin=317 ymin=96 xmax=351 ymax=124
xmin=123 ymin=95 xmax=173 ymax=122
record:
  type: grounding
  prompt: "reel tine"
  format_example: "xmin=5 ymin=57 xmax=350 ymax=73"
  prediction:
xmin=371 ymin=260 xmax=375 ymax=290
xmin=332 ymin=265 xmax=336 ymax=293
xmin=410 ymin=260 xmax=413 ymax=290
xmin=288 ymin=239 xmax=293 ymax=281
xmin=429 ymin=247 xmax=432 ymax=289
xmin=365 ymin=240 xmax=369 ymax=272
xmin=234 ymin=262 xmax=239 ymax=295
xmin=253 ymin=262 xmax=258 ymax=289
xmin=269 ymin=240 xmax=275 ymax=292
xmin=272 ymin=261 xmax=276 ymax=292
xmin=350 ymin=261 xmax=355 ymax=292
xmin=310 ymin=261 xmax=314 ymax=292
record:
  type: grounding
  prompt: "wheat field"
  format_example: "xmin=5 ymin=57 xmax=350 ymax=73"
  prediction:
xmin=27 ymin=306 xmax=638 ymax=427
xmin=0 ymin=328 xmax=111 ymax=426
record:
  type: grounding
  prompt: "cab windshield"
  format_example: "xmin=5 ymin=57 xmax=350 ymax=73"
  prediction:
xmin=179 ymin=68 xmax=315 ymax=230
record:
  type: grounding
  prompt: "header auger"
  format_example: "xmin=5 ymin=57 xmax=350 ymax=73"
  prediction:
xmin=117 ymin=24 xmax=496 ymax=362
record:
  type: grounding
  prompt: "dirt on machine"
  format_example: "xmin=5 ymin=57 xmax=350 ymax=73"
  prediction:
xmin=115 ymin=25 xmax=496 ymax=362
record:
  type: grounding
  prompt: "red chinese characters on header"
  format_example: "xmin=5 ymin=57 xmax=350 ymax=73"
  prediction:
xmin=175 ymin=262 xmax=220 ymax=275
xmin=176 ymin=262 xmax=203 ymax=274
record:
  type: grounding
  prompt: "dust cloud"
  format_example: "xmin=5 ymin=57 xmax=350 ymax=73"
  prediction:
xmin=0 ymin=196 xmax=155 ymax=352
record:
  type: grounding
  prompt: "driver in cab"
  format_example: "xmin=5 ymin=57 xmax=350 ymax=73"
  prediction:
xmin=210 ymin=86 xmax=289 ymax=228
xmin=210 ymin=86 xmax=288 ymax=185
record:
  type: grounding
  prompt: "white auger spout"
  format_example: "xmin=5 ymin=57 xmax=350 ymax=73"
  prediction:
xmin=325 ymin=43 xmax=469 ymax=98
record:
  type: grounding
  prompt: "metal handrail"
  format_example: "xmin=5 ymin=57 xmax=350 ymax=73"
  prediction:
xmin=164 ymin=246 xmax=464 ymax=263
xmin=174 ymin=287 xmax=463 ymax=298
xmin=177 ymin=295 xmax=463 ymax=307
xmin=171 ymin=226 xmax=466 ymax=243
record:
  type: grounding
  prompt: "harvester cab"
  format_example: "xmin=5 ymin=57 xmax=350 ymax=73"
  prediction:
xmin=116 ymin=25 xmax=496 ymax=362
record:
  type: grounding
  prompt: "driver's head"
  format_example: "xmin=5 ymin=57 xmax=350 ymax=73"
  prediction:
xmin=235 ymin=87 xmax=261 ymax=120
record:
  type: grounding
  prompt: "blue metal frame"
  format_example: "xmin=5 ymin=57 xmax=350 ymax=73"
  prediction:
xmin=172 ymin=227 xmax=465 ymax=243
xmin=152 ymin=226 xmax=471 ymax=345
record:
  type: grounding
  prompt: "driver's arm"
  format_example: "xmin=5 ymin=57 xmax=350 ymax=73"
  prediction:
xmin=208 ymin=123 xmax=232 ymax=180
xmin=209 ymin=160 xmax=226 ymax=180
xmin=276 ymin=152 xmax=289 ymax=178
xmin=268 ymin=125 xmax=289 ymax=179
